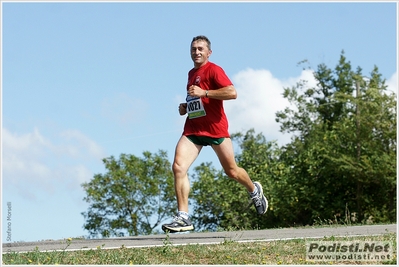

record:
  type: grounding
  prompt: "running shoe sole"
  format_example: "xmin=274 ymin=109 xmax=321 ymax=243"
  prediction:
xmin=162 ymin=224 xmax=194 ymax=233
xmin=161 ymin=216 xmax=194 ymax=233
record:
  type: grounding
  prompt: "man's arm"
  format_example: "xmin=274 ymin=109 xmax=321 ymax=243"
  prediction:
xmin=188 ymin=85 xmax=237 ymax=100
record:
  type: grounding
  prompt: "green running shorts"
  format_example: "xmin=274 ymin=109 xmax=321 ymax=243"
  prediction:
xmin=186 ymin=135 xmax=225 ymax=146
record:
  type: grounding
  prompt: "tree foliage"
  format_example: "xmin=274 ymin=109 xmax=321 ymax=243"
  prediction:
xmin=190 ymin=162 xmax=251 ymax=231
xmin=190 ymin=130 xmax=292 ymax=230
xmin=81 ymin=150 xmax=175 ymax=238
xmin=275 ymin=51 xmax=396 ymax=224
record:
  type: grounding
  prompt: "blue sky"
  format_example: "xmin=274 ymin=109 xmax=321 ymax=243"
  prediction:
xmin=1 ymin=1 xmax=397 ymax=243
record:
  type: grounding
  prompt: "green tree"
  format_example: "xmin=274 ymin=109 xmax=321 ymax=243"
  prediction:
xmin=81 ymin=150 xmax=176 ymax=238
xmin=190 ymin=162 xmax=250 ymax=231
xmin=275 ymin=52 xmax=396 ymax=224
xmin=323 ymin=67 xmax=397 ymax=222
xmin=190 ymin=129 xmax=290 ymax=231
xmin=230 ymin=129 xmax=294 ymax=228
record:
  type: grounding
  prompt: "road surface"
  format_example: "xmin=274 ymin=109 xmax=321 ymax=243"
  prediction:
xmin=2 ymin=224 xmax=396 ymax=253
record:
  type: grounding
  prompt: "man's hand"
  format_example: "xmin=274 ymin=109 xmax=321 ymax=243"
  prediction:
xmin=188 ymin=85 xmax=206 ymax=98
xmin=179 ymin=103 xmax=187 ymax=115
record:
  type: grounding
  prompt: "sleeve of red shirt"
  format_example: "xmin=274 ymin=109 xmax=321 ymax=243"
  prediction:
xmin=210 ymin=64 xmax=233 ymax=88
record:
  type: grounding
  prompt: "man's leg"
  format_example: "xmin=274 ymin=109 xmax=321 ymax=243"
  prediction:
xmin=211 ymin=137 xmax=255 ymax=191
xmin=162 ymin=135 xmax=202 ymax=233
xmin=212 ymin=138 xmax=268 ymax=215
xmin=172 ymin=135 xmax=202 ymax=212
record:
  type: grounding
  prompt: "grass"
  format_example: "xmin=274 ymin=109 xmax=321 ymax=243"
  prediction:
xmin=2 ymin=233 xmax=396 ymax=265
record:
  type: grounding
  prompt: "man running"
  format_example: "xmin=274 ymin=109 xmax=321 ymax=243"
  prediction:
xmin=162 ymin=35 xmax=268 ymax=233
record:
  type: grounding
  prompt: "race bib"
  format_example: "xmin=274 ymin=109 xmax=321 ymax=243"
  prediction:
xmin=186 ymin=95 xmax=206 ymax=119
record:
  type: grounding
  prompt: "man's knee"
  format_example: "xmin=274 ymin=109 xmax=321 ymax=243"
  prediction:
xmin=172 ymin=160 xmax=188 ymax=176
xmin=224 ymin=167 xmax=239 ymax=179
xmin=172 ymin=161 xmax=181 ymax=174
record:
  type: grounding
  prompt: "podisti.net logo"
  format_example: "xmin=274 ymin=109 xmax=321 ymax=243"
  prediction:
xmin=305 ymin=240 xmax=393 ymax=262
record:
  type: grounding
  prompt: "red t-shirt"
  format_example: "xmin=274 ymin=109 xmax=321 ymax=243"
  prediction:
xmin=183 ymin=61 xmax=232 ymax=138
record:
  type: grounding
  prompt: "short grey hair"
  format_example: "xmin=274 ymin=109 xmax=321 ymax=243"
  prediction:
xmin=191 ymin=35 xmax=211 ymax=50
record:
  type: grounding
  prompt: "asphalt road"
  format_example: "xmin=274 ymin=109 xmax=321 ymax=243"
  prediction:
xmin=2 ymin=224 xmax=396 ymax=254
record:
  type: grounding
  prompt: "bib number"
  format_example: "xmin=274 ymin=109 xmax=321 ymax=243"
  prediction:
xmin=186 ymin=96 xmax=206 ymax=119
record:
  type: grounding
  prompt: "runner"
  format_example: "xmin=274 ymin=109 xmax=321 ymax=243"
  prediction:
xmin=162 ymin=35 xmax=268 ymax=233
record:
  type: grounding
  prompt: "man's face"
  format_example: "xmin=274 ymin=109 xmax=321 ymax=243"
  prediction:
xmin=191 ymin=40 xmax=212 ymax=68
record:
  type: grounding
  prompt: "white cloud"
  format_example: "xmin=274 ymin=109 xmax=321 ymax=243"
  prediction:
xmin=225 ymin=68 xmax=317 ymax=146
xmin=59 ymin=129 xmax=106 ymax=159
xmin=2 ymin=127 xmax=106 ymax=200
xmin=386 ymin=71 xmax=398 ymax=95
xmin=4 ymin=127 xmax=52 ymax=159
